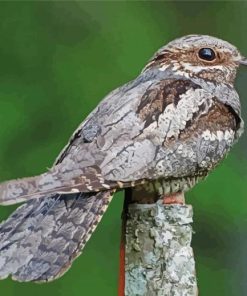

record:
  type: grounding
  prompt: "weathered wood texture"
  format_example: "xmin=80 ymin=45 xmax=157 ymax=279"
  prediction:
xmin=125 ymin=202 xmax=198 ymax=296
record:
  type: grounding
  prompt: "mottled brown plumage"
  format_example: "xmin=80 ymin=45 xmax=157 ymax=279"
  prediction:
xmin=0 ymin=34 xmax=245 ymax=282
xmin=136 ymin=79 xmax=200 ymax=127
xmin=178 ymin=101 xmax=238 ymax=141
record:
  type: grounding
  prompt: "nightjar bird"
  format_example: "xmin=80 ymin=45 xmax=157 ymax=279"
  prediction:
xmin=0 ymin=35 xmax=245 ymax=282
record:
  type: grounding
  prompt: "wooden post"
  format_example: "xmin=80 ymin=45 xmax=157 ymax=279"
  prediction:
xmin=119 ymin=191 xmax=198 ymax=296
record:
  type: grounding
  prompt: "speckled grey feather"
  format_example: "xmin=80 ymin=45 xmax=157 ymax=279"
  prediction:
xmin=0 ymin=34 xmax=245 ymax=282
xmin=0 ymin=190 xmax=114 ymax=282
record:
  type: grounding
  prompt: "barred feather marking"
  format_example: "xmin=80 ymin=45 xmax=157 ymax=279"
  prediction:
xmin=0 ymin=34 xmax=245 ymax=284
xmin=0 ymin=190 xmax=114 ymax=282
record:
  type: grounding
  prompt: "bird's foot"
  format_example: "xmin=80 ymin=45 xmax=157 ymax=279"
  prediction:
xmin=163 ymin=192 xmax=185 ymax=205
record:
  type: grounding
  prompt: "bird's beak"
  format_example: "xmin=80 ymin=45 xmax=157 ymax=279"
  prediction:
xmin=240 ymin=56 xmax=247 ymax=66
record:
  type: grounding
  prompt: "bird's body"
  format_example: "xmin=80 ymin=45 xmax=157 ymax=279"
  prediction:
xmin=0 ymin=35 xmax=245 ymax=282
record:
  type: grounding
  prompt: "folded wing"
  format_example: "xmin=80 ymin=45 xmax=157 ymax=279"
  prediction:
xmin=0 ymin=190 xmax=114 ymax=282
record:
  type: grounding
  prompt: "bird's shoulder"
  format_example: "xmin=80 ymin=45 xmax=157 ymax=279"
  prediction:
xmin=54 ymin=74 xmax=241 ymax=169
xmin=54 ymin=77 xmax=202 ymax=163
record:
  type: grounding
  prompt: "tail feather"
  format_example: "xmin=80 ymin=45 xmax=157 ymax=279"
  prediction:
xmin=0 ymin=165 xmax=120 ymax=206
xmin=0 ymin=190 xmax=115 ymax=282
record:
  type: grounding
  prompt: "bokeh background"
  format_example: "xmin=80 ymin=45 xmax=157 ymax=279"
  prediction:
xmin=0 ymin=1 xmax=247 ymax=295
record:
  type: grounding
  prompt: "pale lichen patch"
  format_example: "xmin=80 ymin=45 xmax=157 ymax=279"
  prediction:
xmin=125 ymin=203 xmax=197 ymax=295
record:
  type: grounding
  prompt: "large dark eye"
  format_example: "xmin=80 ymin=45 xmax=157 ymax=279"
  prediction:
xmin=198 ymin=48 xmax=216 ymax=61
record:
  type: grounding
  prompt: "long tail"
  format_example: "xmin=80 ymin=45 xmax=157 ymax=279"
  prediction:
xmin=0 ymin=164 xmax=119 ymax=206
xmin=0 ymin=189 xmax=115 ymax=282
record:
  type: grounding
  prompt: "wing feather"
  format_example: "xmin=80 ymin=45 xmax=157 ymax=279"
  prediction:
xmin=0 ymin=78 xmax=241 ymax=205
xmin=0 ymin=190 xmax=114 ymax=282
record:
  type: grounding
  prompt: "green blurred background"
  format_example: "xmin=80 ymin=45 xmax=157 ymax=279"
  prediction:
xmin=0 ymin=1 xmax=247 ymax=295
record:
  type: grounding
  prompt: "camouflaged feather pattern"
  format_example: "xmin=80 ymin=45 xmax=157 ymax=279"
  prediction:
xmin=0 ymin=77 xmax=242 ymax=205
xmin=0 ymin=191 xmax=114 ymax=282
xmin=0 ymin=34 xmax=244 ymax=282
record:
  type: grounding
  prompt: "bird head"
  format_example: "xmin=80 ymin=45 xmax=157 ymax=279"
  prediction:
xmin=144 ymin=34 xmax=247 ymax=85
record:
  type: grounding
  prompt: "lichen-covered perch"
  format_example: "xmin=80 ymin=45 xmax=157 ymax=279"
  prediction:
xmin=124 ymin=202 xmax=198 ymax=296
